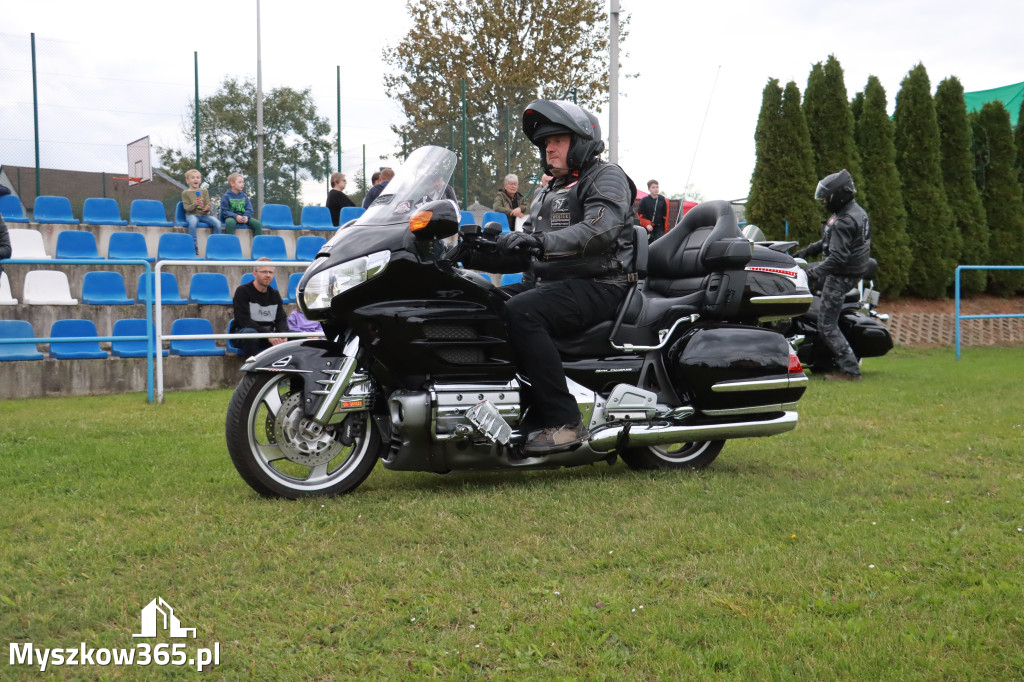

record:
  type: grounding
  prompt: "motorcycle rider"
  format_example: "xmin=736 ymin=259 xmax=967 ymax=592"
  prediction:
xmin=796 ymin=169 xmax=872 ymax=381
xmin=469 ymin=99 xmax=637 ymax=454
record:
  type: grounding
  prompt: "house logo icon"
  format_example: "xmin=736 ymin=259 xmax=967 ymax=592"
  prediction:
xmin=133 ymin=597 xmax=196 ymax=638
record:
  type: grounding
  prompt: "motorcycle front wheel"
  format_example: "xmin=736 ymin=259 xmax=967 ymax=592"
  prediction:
xmin=225 ymin=372 xmax=383 ymax=498
xmin=620 ymin=440 xmax=724 ymax=471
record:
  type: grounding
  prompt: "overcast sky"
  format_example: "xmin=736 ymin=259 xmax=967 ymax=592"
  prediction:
xmin=2 ymin=0 xmax=1023 ymax=204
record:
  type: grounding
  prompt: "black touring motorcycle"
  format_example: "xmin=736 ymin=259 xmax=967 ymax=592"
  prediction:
xmin=225 ymin=147 xmax=814 ymax=498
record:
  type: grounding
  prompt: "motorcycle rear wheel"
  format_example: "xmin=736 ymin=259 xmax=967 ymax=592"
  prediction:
xmin=226 ymin=372 xmax=382 ymax=498
xmin=620 ymin=440 xmax=724 ymax=471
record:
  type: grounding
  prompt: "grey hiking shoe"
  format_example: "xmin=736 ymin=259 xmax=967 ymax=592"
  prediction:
xmin=523 ymin=421 xmax=589 ymax=455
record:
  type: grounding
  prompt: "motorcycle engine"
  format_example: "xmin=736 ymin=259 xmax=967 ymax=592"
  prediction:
xmin=431 ymin=381 xmax=522 ymax=439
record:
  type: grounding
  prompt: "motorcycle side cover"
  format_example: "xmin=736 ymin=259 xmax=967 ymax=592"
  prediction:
xmin=841 ymin=313 xmax=893 ymax=358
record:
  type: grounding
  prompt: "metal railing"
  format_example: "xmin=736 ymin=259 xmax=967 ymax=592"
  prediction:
xmin=954 ymin=265 xmax=1024 ymax=360
xmin=154 ymin=259 xmax=321 ymax=403
xmin=0 ymin=257 xmax=155 ymax=401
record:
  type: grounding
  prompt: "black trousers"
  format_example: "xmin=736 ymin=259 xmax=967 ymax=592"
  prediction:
xmin=502 ymin=279 xmax=627 ymax=427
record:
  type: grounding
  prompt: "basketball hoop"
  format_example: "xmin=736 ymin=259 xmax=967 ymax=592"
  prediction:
xmin=112 ymin=175 xmax=144 ymax=186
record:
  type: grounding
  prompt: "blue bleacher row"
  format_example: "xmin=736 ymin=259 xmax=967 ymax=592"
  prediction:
xmin=5 ymin=228 xmax=327 ymax=262
xmin=0 ymin=194 xmax=368 ymax=230
xmin=0 ymin=268 xmax=304 ymax=306
xmin=0 ymin=317 xmax=246 ymax=361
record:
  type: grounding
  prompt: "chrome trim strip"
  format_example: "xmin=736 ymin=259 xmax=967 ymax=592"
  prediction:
xmin=712 ymin=375 xmax=807 ymax=392
xmin=750 ymin=294 xmax=815 ymax=305
xmin=702 ymin=401 xmax=800 ymax=417
xmin=588 ymin=411 xmax=799 ymax=452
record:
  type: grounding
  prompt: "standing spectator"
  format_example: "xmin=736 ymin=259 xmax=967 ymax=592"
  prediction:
xmin=362 ymin=168 xmax=395 ymax=208
xmin=220 ymin=173 xmax=263 ymax=236
xmin=326 ymin=172 xmax=355 ymax=226
xmin=181 ymin=169 xmax=222 ymax=250
xmin=232 ymin=258 xmax=288 ymax=358
xmin=492 ymin=173 xmax=528 ymax=229
xmin=637 ymin=179 xmax=669 ymax=242
xmin=370 ymin=171 xmax=381 ymax=187
xmin=0 ymin=184 xmax=11 ymax=198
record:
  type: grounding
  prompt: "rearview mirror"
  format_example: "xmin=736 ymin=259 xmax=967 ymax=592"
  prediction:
xmin=409 ymin=200 xmax=459 ymax=240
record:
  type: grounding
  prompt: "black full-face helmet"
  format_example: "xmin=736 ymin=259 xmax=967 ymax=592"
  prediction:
xmin=814 ymin=169 xmax=856 ymax=213
xmin=522 ymin=99 xmax=605 ymax=172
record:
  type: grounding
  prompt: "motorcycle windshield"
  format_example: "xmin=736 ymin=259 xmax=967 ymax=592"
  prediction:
xmin=356 ymin=146 xmax=459 ymax=228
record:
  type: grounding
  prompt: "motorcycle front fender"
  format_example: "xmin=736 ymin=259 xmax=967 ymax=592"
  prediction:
xmin=240 ymin=338 xmax=360 ymax=424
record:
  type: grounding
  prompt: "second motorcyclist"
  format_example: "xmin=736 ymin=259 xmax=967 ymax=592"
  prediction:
xmin=796 ymin=169 xmax=872 ymax=381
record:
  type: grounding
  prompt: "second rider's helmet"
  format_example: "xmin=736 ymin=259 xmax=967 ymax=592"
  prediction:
xmin=522 ymin=99 xmax=605 ymax=172
xmin=814 ymin=169 xmax=856 ymax=213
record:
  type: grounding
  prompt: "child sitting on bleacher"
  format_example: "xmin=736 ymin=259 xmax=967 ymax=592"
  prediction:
xmin=181 ymin=169 xmax=222 ymax=251
xmin=220 ymin=173 xmax=263 ymax=236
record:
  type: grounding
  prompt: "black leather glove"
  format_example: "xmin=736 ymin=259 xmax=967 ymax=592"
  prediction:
xmin=496 ymin=230 xmax=543 ymax=255
xmin=793 ymin=248 xmax=808 ymax=259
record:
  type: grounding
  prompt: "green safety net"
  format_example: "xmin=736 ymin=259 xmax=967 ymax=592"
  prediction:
xmin=963 ymin=81 xmax=1024 ymax=126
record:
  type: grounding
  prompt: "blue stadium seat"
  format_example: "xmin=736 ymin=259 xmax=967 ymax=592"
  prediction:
xmin=111 ymin=318 xmax=167 ymax=358
xmin=295 ymin=235 xmax=327 ymax=261
xmin=338 ymin=206 xmax=365 ymax=226
xmin=225 ymin=318 xmax=242 ymax=355
xmin=205 ymin=233 xmax=245 ymax=261
xmin=129 ymin=199 xmax=173 ymax=227
xmin=49 ymin=319 xmax=108 ymax=359
xmin=107 ymin=231 xmax=153 ymax=262
xmin=136 ymin=272 xmax=187 ymax=305
xmin=82 ymin=198 xmax=127 ymax=226
xmin=260 ymin=203 xmax=296 ymax=229
xmin=157 ymin=233 xmax=200 ymax=261
xmin=82 ymin=271 xmax=134 ymax=305
xmin=482 ymin=211 xmax=510 ymax=233
xmin=250 ymin=234 xmax=288 ymax=261
xmin=188 ymin=272 xmax=233 ymax=305
xmin=174 ymin=201 xmax=188 ymax=227
xmin=0 ymin=195 xmax=30 ymax=223
xmin=500 ymin=272 xmax=523 ymax=286
xmin=33 ymin=196 xmax=79 ymax=224
xmin=55 ymin=230 xmax=101 ymax=260
xmin=240 ymin=272 xmax=278 ymax=290
xmin=169 ymin=318 xmax=225 ymax=356
xmin=300 ymin=205 xmax=334 ymax=230
xmin=460 ymin=210 xmax=476 ymax=226
xmin=282 ymin=272 xmax=303 ymax=304
xmin=0 ymin=320 xmax=44 ymax=361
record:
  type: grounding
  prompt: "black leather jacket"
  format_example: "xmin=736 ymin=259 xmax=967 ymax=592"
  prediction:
xmin=805 ymin=200 xmax=871 ymax=278
xmin=528 ymin=158 xmax=636 ymax=282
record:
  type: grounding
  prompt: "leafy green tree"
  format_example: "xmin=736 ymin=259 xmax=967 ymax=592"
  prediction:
xmin=893 ymin=63 xmax=957 ymax=298
xmin=158 ymin=77 xmax=333 ymax=213
xmin=803 ymin=55 xmax=862 ymax=209
xmin=854 ymin=76 xmax=912 ymax=298
xmin=934 ymin=77 xmax=989 ymax=295
xmin=974 ymin=101 xmax=1024 ymax=295
xmin=1015 ymin=99 xmax=1024 ymax=189
xmin=747 ymin=80 xmax=820 ymax=245
xmin=383 ymin=0 xmax=626 ymax=206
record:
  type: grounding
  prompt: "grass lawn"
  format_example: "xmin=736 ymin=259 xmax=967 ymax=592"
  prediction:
xmin=1 ymin=346 xmax=1022 ymax=679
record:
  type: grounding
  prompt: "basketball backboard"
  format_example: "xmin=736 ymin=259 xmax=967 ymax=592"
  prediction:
xmin=127 ymin=136 xmax=152 ymax=185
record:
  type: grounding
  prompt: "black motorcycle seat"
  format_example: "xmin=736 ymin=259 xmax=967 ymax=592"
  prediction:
xmin=646 ymin=200 xmax=743 ymax=297
xmin=553 ymin=289 xmax=704 ymax=357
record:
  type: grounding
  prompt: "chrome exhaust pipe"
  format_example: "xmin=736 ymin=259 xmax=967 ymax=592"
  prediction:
xmin=587 ymin=411 xmax=799 ymax=453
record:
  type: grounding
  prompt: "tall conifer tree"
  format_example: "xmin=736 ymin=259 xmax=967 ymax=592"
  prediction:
xmin=1015 ymin=99 xmax=1024 ymax=190
xmin=747 ymin=79 xmax=819 ymax=245
xmin=893 ymin=63 xmax=957 ymax=298
xmin=935 ymin=77 xmax=988 ymax=295
xmin=804 ymin=55 xmax=862 ymax=211
xmin=854 ymin=76 xmax=911 ymax=297
xmin=975 ymin=101 xmax=1024 ymax=295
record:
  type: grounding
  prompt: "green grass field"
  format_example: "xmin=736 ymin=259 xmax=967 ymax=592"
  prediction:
xmin=2 ymin=347 xmax=1023 ymax=680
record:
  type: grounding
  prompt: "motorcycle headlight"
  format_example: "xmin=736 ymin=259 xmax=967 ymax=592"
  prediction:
xmin=303 ymin=250 xmax=390 ymax=310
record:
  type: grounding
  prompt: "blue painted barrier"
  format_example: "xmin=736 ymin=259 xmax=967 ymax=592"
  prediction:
xmin=954 ymin=265 xmax=1024 ymax=360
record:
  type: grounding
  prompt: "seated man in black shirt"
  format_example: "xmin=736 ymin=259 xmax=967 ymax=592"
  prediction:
xmin=232 ymin=258 xmax=288 ymax=358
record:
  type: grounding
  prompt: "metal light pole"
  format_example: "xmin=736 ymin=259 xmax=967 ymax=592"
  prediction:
xmin=609 ymin=0 xmax=620 ymax=164
xmin=256 ymin=0 xmax=265 ymax=214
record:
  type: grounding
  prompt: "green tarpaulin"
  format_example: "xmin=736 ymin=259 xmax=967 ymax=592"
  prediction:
xmin=963 ymin=81 xmax=1024 ymax=126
